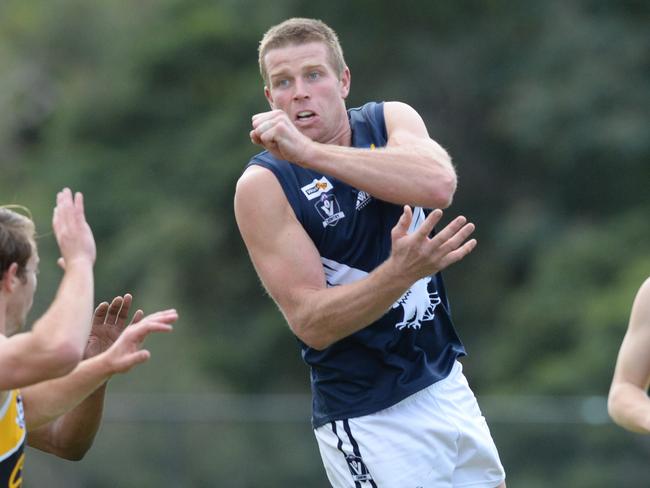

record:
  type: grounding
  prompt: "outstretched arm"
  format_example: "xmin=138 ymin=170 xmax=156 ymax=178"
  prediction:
xmin=235 ymin=167 xmax=475 ymax=350
xmin=250 ymin=102 xmax=456 ymax=208
xmin=24 ymin=295 xmax=143 ymax=460
xmin=0 ymin=188 xmax=96 ymax=390
xmin=23 ymin=308 xmax=177 ymax=459
xmin=608 ymin=278 xmax=650 ymax=433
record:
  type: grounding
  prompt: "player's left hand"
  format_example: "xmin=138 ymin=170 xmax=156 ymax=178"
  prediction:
xmin=84 ymin=294 xmax=144 ymax=359
xmin=250 ymin=109 xmax=312 ymax=164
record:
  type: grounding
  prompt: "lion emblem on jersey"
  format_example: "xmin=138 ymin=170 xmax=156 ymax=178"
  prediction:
xmin=392 ymin=277 xmax=442 ymax=330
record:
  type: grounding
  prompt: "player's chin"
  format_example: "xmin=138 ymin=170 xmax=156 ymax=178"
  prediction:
xmin=297 ymin=125 xmax=319 ymax=140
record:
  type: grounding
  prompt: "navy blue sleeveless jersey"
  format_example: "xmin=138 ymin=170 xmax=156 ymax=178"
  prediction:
xmin=247 ymin=101 xmax=465 ymax=428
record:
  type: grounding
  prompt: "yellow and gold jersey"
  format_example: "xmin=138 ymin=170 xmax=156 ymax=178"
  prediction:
xmin=0 ymin=390 xmax=25 ymax=488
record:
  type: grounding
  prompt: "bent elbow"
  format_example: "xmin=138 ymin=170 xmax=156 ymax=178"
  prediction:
xmin=436 ymin=178 xmax=457 ymax=209
xmin=289 ymin=318 xmax=333 ymax=351
xmin=48 ymin=443 xmax=90 ymax=461
xmin=426 ymin=146 xmax=456 ymax=208
xmin=606 ymin=388 xmax=636 ymax=431
xmin=606 ymin=390 xmax=621 ymax=424
xmin=606 ymin=396 xmax=616 ymax=422
xmin=294 ymin=329 xmax=332 ymax=351
xmin=61 ymin=447 xmax=89 ymax=461
xmin=427 ymin=171 xmax=457 ymax=209
xmin=303 ymin=336 xmax=332 ymax=351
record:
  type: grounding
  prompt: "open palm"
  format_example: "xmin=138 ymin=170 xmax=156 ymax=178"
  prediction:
xmin=84 ymin=294 xmax=144 ymax=359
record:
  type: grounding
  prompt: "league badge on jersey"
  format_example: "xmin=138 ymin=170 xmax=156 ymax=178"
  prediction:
xmin=345 ymin=454 xmax=374 ymax=483
xmin=316 ymin=193 xmax=345 ymax=227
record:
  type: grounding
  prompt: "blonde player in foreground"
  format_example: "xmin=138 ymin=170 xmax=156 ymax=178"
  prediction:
xmin=1 ymin=189 xmax=177 ymax=485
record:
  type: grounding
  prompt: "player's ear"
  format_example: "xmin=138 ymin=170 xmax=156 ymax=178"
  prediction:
xmin=1 ymin=263 xmax=19 ymax=292
xmin=264 ymin=86 xmax=276 ymax=109
xmin=339 ymin=67 xmax=351 ymax=99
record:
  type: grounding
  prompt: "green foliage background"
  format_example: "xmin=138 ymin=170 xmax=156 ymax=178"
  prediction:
xmin=1 ymin=0 xmax=648 ymax=486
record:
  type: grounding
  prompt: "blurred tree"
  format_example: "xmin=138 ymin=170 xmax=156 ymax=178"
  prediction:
xmin=1 ymin=0 xmax=648 ymax=485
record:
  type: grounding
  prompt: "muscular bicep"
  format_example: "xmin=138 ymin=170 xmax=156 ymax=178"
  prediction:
xmin=384 ymin=101 xmax=453 ymax=173
xmin=384 ymin=101 xmax=449 ymax=154
xmin=234 ymin=166 xmax=325 ymax=332
xmin=382 ymin=101 xmax=455 ymax=208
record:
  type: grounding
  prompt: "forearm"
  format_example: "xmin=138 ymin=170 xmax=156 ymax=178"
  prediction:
xmin=24 ymin=309 xmax=176 ymax=458
xmin=0 ymin=262 xmax=96 ymax=389
xmin=22 ymin=354 xmax=111 ymax=430
xmin=289 ymin=259 xmax=412 ymax=349
xmin=608 ymin=383 xmax=650 ymax=433
xmin=32 ymin=260 xmax=94 ymax=355
xmin=303 ymin=141 xmax=456 ymax=208
xmin=27 ymin=385 xmax=107 ymax=460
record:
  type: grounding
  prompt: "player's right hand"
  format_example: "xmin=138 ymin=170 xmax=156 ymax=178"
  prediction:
xmin=52 ymin=188 xmax=96 ymax=268
xmin=250 ymin=109 xmax=312 ymax=165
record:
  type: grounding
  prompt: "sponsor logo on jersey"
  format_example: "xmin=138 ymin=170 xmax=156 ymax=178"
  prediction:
xmin=355 ymin=190 xmax=372 ymax=210
xmin=315 ymin=194 xmax=345 ymax=227
xmin=301 ymin=177 xmax=333 ymax=201
xmin=345 ymin=454 xmax=373 ymax=482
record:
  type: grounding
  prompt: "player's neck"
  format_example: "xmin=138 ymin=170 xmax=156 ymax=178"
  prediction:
xmin=326 ymin=121 xmax=352 ymax=148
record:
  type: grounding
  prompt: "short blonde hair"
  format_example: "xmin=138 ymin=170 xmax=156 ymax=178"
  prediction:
xmin=0 ymin=206 xmax=35 ymax=280
xmin=258 ymin=18 xmax=347 ymax=86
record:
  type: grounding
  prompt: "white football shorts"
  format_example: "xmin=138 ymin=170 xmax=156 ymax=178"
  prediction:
xmin=314 ymin=361 xmax=505 ymax=488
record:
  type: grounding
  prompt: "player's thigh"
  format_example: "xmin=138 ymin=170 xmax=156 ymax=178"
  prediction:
xmin=440 ymin=364 xmax=505 ymax=488
xmin=314 ymin=389 xmax=459 ymax=487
